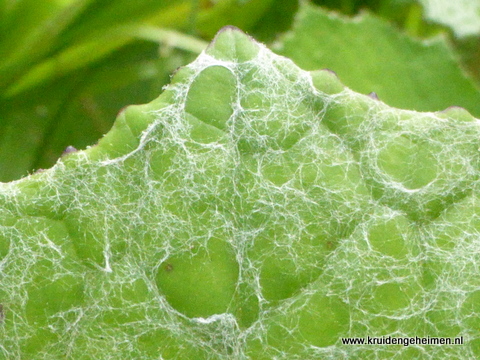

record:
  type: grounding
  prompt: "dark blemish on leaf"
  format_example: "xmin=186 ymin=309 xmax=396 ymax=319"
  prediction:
xmin=165 ymin=263 xmax=173 ymax=272
xmin=171 ymin=65 xmax=186 ymax=79
xmin=437 ymin=106 xmax=474 ymax=121
xmin=117 ymin=106 xmax=129 ymax=117
xmin=62 ymin=146 xmax=77 ymax=156
xmin=322 ymin=68 xmax=338 ymax=77
xmin=326 ymin=240 xmax=335 ymax=250
xmin=203 ymin=0 xmax=214 ymax=9
xmin=0 ymin=304 xmax=4 ymax=323
xmin=368 ymin=92 xmax=380 ymax=100
xmin=439 ymin=105 xmax=465 ymax=113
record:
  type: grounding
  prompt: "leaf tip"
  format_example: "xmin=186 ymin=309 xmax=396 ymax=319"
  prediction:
xmin=206 ymin=25 xmax=260 ymax=62
xmin=310 ymin=69 xmax=344 ymax=95
xmin=322 ymin=68 xmax=338 ymax=77
xmin=62 ymin=146 xmax=78 ymax=157
xmin=437 ymin=105 xmax=476 ymax=122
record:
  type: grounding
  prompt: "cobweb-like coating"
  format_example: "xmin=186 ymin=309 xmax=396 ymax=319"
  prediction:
xmin=1 ymin=27 xmax=480 ymax=359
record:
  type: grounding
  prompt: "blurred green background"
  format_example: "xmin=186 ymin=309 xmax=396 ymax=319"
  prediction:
xmin=0 ymin=0 xmax=479 ymax=182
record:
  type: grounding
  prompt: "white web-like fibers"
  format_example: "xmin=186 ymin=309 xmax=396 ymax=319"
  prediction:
xmin=1 ymin=34 xmax=480 ymax=359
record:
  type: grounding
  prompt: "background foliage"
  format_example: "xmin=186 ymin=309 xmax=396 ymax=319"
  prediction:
xmin=1 ymin=0 xmax=479 ymax=182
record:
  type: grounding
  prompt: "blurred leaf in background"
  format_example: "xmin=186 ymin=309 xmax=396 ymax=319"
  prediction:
xmin=276 ymin=2 xmax=480 ymax=116
xmin=419 ymin=0 xmax=480 ymax=38
xmin=0 ymin=0 xmax=479 ymax=182
xmin=311 ymin=0 xmax=480 ymax=86
xmin=0 ymin=0 xmax=195 ymax=181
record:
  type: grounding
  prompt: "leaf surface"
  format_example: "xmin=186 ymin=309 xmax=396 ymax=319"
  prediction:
xmin=1 ymin=26 xmax=480 ymax=359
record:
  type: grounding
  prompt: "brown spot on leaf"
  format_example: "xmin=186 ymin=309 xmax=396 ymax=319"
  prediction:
xmin=326 ymin=240 xmax=335 ymax=250
xmin=323 ymin=68 xmax=338 ymax=77
xmin=165 ymin=263 xmax=173 ymax=272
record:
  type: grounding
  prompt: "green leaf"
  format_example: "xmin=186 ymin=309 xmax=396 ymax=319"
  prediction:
xmin=276 ymin=3 xmax=480 ymax=118
xmin=0 ymin=0 xmax=205 ymax=182
xmin=1 ymin=26 xmax=480 ymax=359
xmin=4 ymin=25 xmax=207 ymax=97
xmin=248 ymin=0 xmax=298 ymax=42
xmin=0 ymin=0 xmax=94 ymax=88
xmin=0 ymin=43 xmax=194 ymax=182
xmin=195 ymin=0 xmax=276 ymax=38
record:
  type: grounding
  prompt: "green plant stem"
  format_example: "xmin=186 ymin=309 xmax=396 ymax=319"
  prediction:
xmin=5 ymin=26 xmax=206 ymax=98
